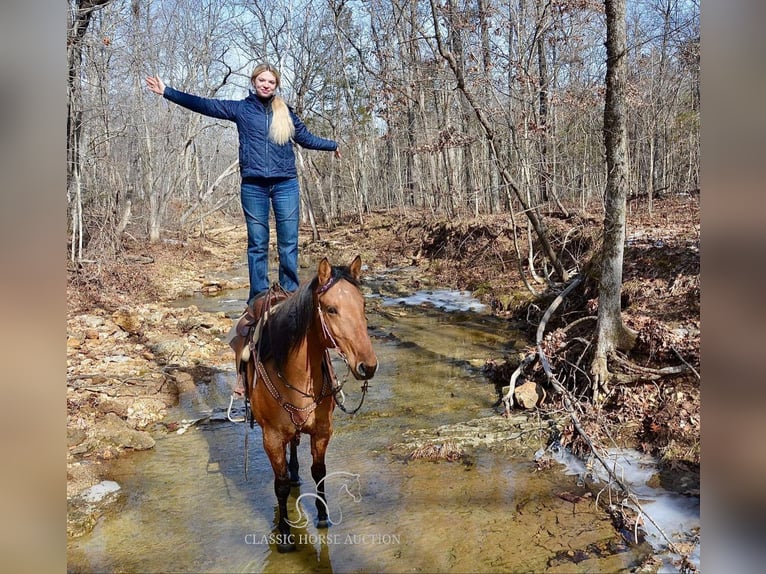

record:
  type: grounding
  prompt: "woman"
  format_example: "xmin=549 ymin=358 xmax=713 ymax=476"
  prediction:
xmin=146 ymin=64 xmax=340 ymax=305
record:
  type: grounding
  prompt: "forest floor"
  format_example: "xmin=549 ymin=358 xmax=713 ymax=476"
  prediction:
xmin=66 ymin=194 xmax=700 ymax=535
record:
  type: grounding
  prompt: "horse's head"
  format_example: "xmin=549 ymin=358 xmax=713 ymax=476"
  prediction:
xmin=316 ymin=255 xmax=378 ymax=380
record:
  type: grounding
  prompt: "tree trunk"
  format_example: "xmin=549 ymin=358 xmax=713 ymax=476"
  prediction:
xmin=536 ymin=0 xmax=550 ymax=204
xmin=180 ymin=160 xmax=239 ymax=226
xmin=591 ymin=0 xmax=638 ymax=401
xmin=67 ymin=0 xmax=113 ymax=261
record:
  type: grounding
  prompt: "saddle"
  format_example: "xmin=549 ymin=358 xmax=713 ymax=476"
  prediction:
xmin=228 ymin=286 xmax=289 ymax=396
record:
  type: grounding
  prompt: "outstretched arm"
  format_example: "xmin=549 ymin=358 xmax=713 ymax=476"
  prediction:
xmin=145 ymin=75 xmax=166 ymax=96
xmin=291 ymin=111 xmax=338 ymax=152
xmin=144 ymin=76 xmax=237 ymax=121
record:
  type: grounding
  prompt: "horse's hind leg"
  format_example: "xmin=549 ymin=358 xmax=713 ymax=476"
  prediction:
xmin=288 ymin=434 xmax=300 ymax=486
xmin=263 ymin=429 xmax=296 ymax=553
xmin=310 ymin=434 xmax=331 ymax=528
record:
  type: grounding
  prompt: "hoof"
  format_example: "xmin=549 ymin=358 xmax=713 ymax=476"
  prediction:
xmin=316 ymin=518 xmax=330 ymax=529
xmin=289 ymin=477 xmax=301 ymax=487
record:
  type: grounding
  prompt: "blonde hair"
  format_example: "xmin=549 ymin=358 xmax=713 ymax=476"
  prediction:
xmin=251 ymin=64 xmax=294 ymax=145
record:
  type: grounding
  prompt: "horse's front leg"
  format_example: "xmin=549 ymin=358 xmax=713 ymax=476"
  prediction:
xmin=288 ymin=434 xmax=300 ymax=486
xmin=262 ymin=429 xmax=296 ymax=553
xmin=310 ymin=433 xmax=331 ymax=528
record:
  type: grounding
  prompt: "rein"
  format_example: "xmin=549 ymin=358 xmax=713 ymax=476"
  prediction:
xmin=324 ymin=351 xmax=369 ymax=415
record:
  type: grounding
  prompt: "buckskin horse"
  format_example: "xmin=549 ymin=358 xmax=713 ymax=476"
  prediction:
xmin=230 ymin=255 xmax=377 ymax=552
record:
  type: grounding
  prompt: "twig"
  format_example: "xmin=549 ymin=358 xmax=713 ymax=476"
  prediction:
xmin=671 ymin=346 xmax=701 ymax=380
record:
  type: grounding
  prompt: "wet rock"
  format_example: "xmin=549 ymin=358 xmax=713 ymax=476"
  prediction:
xmin=67 ymin=480 xmax=123 ymax=538
xmin=201 ymin=281 xmax=223 ymax=294
xmin=75 ymin=412 xmax=155 ymax=455
xmin=171 ymin=369 xmax=195 ymax=389
xmin=81 ymin=480 xmax=121 ymax=503
xmin=66 ymin=460 xmax=101 ymax=498
xmin=394 ymin=414 xmax=555 ymax=458
xmin=514 ymin=381 xmax=546 ymax=409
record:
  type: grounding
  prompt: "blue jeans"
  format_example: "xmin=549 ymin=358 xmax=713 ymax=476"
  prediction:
xmin=240 ymin=177 xmax=300 ymax=303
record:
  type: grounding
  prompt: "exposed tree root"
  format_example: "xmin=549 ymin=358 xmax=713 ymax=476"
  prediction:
xmin=560 ymin=315 xmax=597 ymax=335
xmin=500 ymin=352 xmax=537 ymax=411
xmin=501 ymin=275 xmax=693 ymax=562
xmin=609 ymin=351 xmax=693 ymax=383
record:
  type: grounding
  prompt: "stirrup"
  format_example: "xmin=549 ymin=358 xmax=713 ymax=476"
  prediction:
xmin=227 ymin=393 xmax=245 ymax=423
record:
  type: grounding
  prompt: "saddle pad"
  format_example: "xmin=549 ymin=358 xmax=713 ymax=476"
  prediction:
xmin=226 ymin=302 xmax=283 ymax=351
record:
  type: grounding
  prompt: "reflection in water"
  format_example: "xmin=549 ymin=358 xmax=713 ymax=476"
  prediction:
xmin=68 ymin=293 xmax=648 ymax=573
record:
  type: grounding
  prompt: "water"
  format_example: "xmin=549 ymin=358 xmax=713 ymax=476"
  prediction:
xmin=378 ymin=289 xmax=487 ymax=312
xmin=553 ymin=447 xmax=701 ymax=571
xmin=68 ymin=289 xmax=656 ymax=573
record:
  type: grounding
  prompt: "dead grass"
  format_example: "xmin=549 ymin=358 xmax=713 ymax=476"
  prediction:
xmin=409 ymin=440 xmax=466 ymax=462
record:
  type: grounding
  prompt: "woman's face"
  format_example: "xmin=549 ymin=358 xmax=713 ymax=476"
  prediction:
xmin=253 ymin=71 xmax=278 ymax=98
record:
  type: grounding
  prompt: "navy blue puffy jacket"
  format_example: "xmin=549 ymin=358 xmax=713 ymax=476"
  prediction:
xmin=163 ymin=87 xmax=337 ymax=180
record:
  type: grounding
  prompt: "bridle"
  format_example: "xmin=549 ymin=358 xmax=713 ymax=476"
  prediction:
xmin=253 ymin=276 xmax=370 ymax=429
xmin=316 ymin=276 xmax=370 ymax=415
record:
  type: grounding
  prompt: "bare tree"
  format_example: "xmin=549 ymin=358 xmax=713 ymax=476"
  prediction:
xmin=591 ymin=0 xmax=638 ymax=400
xmin=67 ymin=0 xmax=114 ymax=261
xmin=427 ymin=0 xmax=568 ymax=282
xmin=65 ymin=0 xmax=698 ymax=272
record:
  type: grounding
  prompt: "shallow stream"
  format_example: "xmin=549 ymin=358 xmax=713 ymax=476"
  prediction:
xmin=68 ymin=266 xmax=693 ymax=573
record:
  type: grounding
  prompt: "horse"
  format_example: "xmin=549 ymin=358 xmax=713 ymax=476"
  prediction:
xmin=232 ymin=255 xmax=377 ymax=553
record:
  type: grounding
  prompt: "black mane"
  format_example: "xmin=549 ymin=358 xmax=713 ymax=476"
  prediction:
xmin=260 ymin=264 xmax=360 ymax=370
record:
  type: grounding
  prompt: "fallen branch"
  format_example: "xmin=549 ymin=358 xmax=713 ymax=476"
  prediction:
xmin=502 ymin=277 xmax=582 ymax=412
xmin=536 ymin=276 xmax=584 ymax=376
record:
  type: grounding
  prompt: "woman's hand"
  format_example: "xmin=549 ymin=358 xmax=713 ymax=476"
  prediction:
xmin=145 ymin=76 xmax=166 ymax=96
xmin=334 ymin=148 xmax=342 ymax=159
